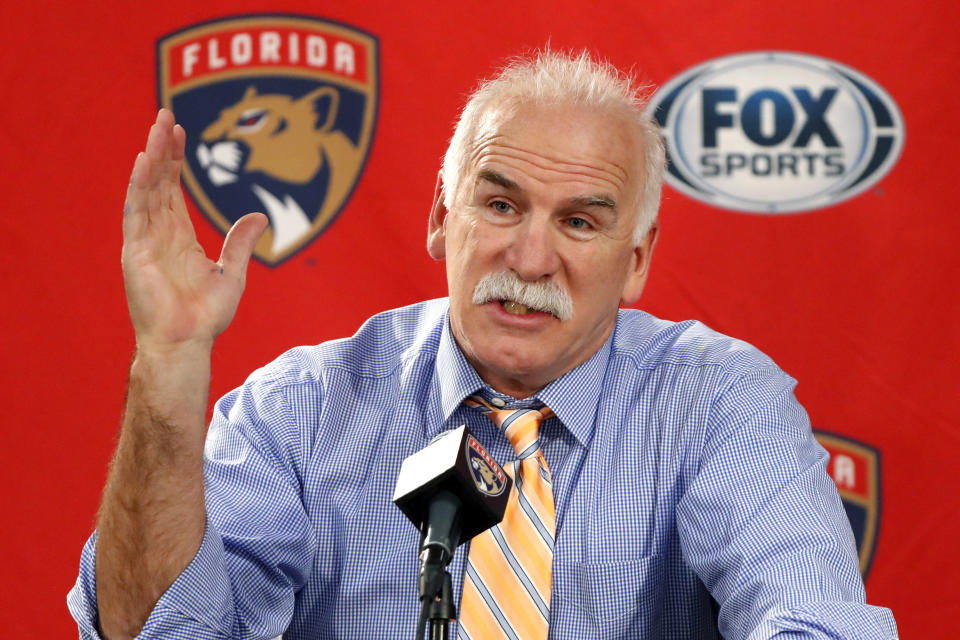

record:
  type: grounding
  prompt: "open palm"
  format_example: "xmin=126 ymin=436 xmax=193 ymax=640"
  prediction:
xmin=121 ymin=110 xmax=267 ymax=351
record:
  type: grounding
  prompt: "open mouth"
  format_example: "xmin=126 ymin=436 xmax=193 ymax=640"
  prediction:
xmin=197 ymin=140 xmax=246 ymax=186
xmin=473 ymin=271 xmax=573 ymax=321
xmin=500 ymin=300 xmax=548 ymax=316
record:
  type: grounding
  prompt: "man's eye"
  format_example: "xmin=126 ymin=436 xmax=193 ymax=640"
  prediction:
xmin=567 ymin=217 xmax=591 ymax=230
xmin=491 ymin=201 xmax=513 ymax=214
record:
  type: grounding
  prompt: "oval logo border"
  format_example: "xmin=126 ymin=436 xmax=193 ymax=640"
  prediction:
xmin=648 ymin=51 xmax=905 ymax=214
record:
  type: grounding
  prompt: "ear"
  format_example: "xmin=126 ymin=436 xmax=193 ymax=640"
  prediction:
xmin=620 ymin=221 xmax=660 ymax=305
xmin=302 ymin=86 xmax=339 ymax=133
xmin=243 ymin=85 xmax=257 ymax=100
xmin=427 ymin=171 xmax=448 ymax=260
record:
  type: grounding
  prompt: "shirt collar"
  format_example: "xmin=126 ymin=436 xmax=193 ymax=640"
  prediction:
xmin=435 ymin=315 xmax=485 ymax=427
xmin=433 ymin=310 xmax=614 ymax=448
xmin=534 ymin=334 xmax=610 ymax=448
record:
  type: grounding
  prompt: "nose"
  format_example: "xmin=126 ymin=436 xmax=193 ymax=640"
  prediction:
xmin=503 ymin=215 xmax=561 ymax=282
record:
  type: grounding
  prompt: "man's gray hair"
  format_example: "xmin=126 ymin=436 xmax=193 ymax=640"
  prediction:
xmin=441 ymin=50 xmax=665 ymax=244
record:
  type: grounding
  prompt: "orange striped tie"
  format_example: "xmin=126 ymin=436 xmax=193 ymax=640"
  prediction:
xmin=459 ymin=397 xmax=555 ymax=640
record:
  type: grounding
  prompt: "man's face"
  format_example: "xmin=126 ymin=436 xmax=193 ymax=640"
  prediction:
xmin=428 ymin=101 xmax=658 ymax=398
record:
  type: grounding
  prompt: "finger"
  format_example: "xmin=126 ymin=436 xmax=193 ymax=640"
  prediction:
xmin=161 ymin=122 xmax=186 ymax=185
xmin=137 ymin=124 xmax=166 ymax=228
xmin=124 ymin=151 xmax=144 ymax=209
xmin=158 ymin=123 xmax=187 ymax=217
xmin=137 ymin=112 xmax=190 ymax=227
xmin=145 ymin=110 xmax=180 ymax=185
xmin=144 ymin=119 xmax=169 ymax=170
xmin=151 ymin=114 xmax=187 ymax=214
xmin=218 ymin=213 xmax=269 ymax=282
xmin=155 ymin=108 xmax=176 ymax=137
xmin=171 ymin=124 xmax=186 ymax=161
xmin=123 ymin=152 xmax=152 ymax=240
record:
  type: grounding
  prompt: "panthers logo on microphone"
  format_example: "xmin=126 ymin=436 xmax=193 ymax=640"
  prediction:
xmin=157 ymin=15 xmax=378 ymax=265
xmin=813 ymin=429 xmax=882 ymax=578
xmin=466 ymin=436 xmax=507 ymax=497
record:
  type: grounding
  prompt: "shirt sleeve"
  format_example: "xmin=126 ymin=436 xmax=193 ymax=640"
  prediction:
xmin=676 ymin=363 xmax=899 ymax=640
xmin=68 ymin=524 xmax=237 ymax=639
xmin=67 ymin=372 xmax=318 ymax=639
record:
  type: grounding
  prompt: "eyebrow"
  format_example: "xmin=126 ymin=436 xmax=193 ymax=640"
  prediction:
xmin=569 ymin=194 xmax=617 ymax=209
xmin=476 ymin=170 xmax=519 ymax=191
xmin=476 ymin=170 xmax=618 ymax=210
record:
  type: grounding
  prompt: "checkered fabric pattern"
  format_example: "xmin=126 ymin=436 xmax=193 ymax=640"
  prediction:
xmin=68 ymin=300 xmax=898 ymax=639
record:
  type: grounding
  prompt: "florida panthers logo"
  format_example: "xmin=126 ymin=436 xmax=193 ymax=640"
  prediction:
xmin=813 ymin=429 xmax=882 ymax=579
xmin=196 ymin=85 xmax=365 ymax=256
xmin=157 ymin=15 xmax=378 ymax=265
xmin=466 ymin=436 xmax=507 ymax=497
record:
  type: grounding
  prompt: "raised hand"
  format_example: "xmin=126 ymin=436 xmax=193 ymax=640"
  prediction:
xmin=96 ymin=110 xmax=269 ymax=640
xmin=122 ymin=109 xmax=267 ymax=353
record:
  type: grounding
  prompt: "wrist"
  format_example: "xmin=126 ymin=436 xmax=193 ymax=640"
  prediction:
xmin=134 ymin=337 xmax=214 ymax=363
xmin=127 ymin=341 xmax=214 ymax=431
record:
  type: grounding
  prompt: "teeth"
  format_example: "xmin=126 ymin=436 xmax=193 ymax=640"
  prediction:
xmin=502 ymin=300 xmax=532 ymax=314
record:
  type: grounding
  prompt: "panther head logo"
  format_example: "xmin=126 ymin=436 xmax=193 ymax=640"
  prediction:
xmin=472 ymin=458 xmax=497 ymax=491
xmin=195 ymin=85 xmax=364 ymax=255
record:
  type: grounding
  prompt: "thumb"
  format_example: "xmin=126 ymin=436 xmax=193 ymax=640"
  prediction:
xmin=219 ymin=212 xmax=269 ymax=279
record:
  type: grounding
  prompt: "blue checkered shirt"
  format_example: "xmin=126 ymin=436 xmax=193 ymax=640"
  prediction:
xmin=69 ymin=299 xmax=898 ymax=639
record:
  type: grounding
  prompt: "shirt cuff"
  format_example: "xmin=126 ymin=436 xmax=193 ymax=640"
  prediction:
xmin=67 ymin=520 xmax=236 ymax=638
xmin=748 ymin=602 xmax=899 ymax=640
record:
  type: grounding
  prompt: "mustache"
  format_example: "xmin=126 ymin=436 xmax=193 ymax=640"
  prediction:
xmin=472 ymin=271 xmax=573 ymax=321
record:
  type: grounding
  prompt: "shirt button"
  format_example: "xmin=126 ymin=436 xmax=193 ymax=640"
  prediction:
xmin=490 ymin=397 xmax=506 ymax=408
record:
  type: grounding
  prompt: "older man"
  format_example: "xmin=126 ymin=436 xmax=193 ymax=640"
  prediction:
xmin=70 ymin=52 xmax=897 ymax=639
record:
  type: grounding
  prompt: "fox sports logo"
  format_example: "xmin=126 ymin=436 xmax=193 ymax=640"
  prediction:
xmin=648 ymin=52 xmax=905 ymax=214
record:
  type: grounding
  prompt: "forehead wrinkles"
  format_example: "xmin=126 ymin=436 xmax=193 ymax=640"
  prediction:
xmin=468 ymin=133 xmax=630 ymax=194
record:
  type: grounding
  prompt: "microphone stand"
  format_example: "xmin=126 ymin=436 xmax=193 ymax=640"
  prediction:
xmin=419 ymin=550 xmax=456 ymax=639
xmin=416 ymin=491 xmax=461 ymax=640
xmin=393 ymin=426 xmax=512 ymax=640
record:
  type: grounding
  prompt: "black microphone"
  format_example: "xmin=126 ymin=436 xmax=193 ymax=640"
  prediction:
xmin=393 ymin=424 xmax=512 ymax=636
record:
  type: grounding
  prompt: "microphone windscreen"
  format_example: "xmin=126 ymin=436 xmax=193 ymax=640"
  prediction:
xmin=393 ymin=425 xmax=512 ymax=544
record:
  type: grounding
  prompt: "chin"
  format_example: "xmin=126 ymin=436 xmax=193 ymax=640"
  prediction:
xmin=481 ymin=351 xmax=551 ymax=386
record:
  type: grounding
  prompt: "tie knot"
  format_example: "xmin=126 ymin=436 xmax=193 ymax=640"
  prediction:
xmin=466 ymin=396 xmax=553 ymax=459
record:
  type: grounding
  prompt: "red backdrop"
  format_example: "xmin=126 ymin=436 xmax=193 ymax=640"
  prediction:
xmin=3 ymin=0 xmax=958 ymax=636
